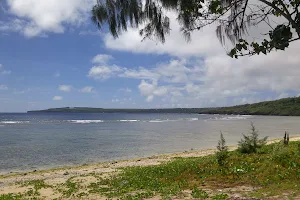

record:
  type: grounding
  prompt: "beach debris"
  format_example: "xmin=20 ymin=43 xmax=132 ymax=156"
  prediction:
xmin=63 ymin=171 xmax=69 ymax=176
xmin=284 ymin=132 xmax=290 ymax=145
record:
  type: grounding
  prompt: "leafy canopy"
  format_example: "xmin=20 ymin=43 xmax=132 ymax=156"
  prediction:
xmin=92 ymin=0 xmax=300 ymax=58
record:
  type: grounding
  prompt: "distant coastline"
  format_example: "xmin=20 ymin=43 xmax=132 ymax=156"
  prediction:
xmin=28 ymin=96 xmax=300 ymax=116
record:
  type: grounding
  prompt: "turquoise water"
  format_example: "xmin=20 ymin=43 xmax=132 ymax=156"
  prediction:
xmin=1 ymin=113 xmax=300 ymax=173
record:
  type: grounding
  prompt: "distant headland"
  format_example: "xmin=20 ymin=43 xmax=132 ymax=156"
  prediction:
xmin=27 ymin=97 xmax=300 ymax=116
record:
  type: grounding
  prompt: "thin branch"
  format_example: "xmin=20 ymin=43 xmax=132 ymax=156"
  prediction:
xmin=240 ymin=0 xmax=249 ymax=28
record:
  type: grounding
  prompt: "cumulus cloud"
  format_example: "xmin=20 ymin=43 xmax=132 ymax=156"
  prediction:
xmin=0 ymin=85 xmax=8 ymax=90
xmin=59 ymin=85 xmax=72 ymax=92
xmin=53 ymin=96 xmax=63 ymax=101
xmin=92 ymin=54 xmax=114 ymax=64
xmin=80 ymin=86 xmax=94 ymax=93
xmin=93 ymin=10 xmax=300 ymax=106
xmin=138 ymin=80 xmax=168 ymax=102
xmin=88 ymin=40 xmax=300 ymax=105
xmin=3 ymin=0 xmax=96 ymax=37
xmin=88 ymin=65 xmax=122 ymax=80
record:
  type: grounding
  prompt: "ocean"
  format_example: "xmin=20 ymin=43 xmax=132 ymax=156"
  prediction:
xmin=1 ymin=112 xmax=300 ymax=173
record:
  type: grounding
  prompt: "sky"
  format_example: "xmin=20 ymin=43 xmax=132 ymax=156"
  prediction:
xmin=0 ymin=0 xmax=300 ymax=112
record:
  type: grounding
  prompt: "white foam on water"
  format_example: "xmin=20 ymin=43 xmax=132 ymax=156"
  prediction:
xmin=118 ymin=120 xmax=140 ymax=122
xmin=68 ymin=120 xmax=104 ymax=124
xmin=148 ymin=120 xmax=165 ymax=123
xmin=148 ymin=118 xmax=199 ymax=123
xmin=0 ymin=121 xmax=30 ymax=124
xmin=210 ymin=115 xmax=252 ymax=121
xmin=187 ymin=118 xmax=199 ymax=121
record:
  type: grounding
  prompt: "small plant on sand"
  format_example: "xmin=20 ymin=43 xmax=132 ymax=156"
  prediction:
xmin=211 ymin=193 xmax=229 ymax=200
xmin=191 ymin=187 xmax=209 ymax=199
xmin=216 ymin=132 xmax=229 ymax=166
xmin=238 ymin=122 xmax=268 ymax=154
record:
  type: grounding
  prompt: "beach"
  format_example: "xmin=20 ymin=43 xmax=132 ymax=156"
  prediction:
xmin=1 ymin=136 xmax=300 ymax=199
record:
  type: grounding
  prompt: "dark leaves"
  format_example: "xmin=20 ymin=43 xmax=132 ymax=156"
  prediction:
xmin=92 ymin=0 xmax=300 ymax=58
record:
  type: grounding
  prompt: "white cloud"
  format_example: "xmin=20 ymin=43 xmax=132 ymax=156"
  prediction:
xmin=138 ymin=80 xmax=168 ymax=102
xmin=54 ymin=72 xmax=60 ymax=78
xmin=0 ymin=85 xmax=8 ymax=90
xmin=59 ymin=85 xmax=72 ymax=92
xmin=2 ymin=70 xmax=11 ymax=75
xmin=88 ymin=65 xmax=122 ymax=80
xmin=79 ymin=30 xmax=101 ymax=36
xmin=88 ymin=41 xmax=300 ymax=105
xmin=103 ymin=12 xmax=224 ymax=58
xmin=3 ymin=0 xmax=96 ymax=37
xmin=119 ymin=88 xmax=132 ymax=93
xmin=53 ymin=96 xmax=63 ymax=101
xmin=92 ymin=54 xmax=114 ymax=64
xmin=80 ymin=86 xmax=94 ymax=93
xmin=0 ymin=64 xmax=11 ymax=75
xmin=88 ymin=10 xmax=300 ymax=106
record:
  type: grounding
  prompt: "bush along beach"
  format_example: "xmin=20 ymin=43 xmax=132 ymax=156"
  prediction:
xmin=1 ymin=123 xmax=300 ymax=199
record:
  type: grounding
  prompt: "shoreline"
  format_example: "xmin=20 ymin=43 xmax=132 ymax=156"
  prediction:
xmin=0 ymin=136 xmax=299 ymax=178
xmin=1 ymin=135 xmax=299 ymax=178
xmin=1 ymin=136 xmax=300 ymax=199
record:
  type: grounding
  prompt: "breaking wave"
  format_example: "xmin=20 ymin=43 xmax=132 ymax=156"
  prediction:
xmin=209 ymin=115 xmax=252 ymax=121
xmin=118 ymin=120 xmax=140 ymax=122
xmin=68 ymin=120 xmax=104 ymax=124
xmin=0 ymin=121 xmax=30 ymax=124
xmin=148 ymin=118 xmax=198 ymax=123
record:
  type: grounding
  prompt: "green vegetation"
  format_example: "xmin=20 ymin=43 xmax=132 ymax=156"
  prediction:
xmin=61 ymin=177 xmax=80 ymax=197
xmin=216 ymin=132 xmax=229 ymax=166
xmin=28 ymin=96 xmax=300 ymax=116
xmin=238 ymin=123 xmax=268 ymax=154
xmin=191 ymin=187 xmax=209 ymax=199
xmin=86 ymin=141 xmax=300 ymax=199
xmin=20 ymin=179 xmax=52 ymax=196
xmin=0 ymin=193 xmax=39 ymax=200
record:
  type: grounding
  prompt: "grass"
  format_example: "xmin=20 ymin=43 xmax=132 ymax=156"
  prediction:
xmin=86 ymin=141 xmax=300 ymax=199
xmin=2 ymin=140 xmax=300 ymax=199
xmin=0 ymin=193 xmax=40 ymax=200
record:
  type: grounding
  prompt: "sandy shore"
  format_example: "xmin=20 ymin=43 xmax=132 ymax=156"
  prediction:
xmin=1 ymin=136 xmax=300 ymax=199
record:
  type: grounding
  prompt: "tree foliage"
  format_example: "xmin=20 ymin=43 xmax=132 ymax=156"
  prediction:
xmin=216 ymin=132 xmax=229 ymax=166
xmin=92 ymin=0 xmax=300 ymax=58
xmin=238 ymin=122 xmax=268 ymax=154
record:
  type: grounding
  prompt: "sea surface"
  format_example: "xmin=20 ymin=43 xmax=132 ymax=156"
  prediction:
xmin=1 ymin=113 xmax=300 ymax=173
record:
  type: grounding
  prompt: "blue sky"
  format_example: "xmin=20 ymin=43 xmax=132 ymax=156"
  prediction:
xmin=1 ymin=0 xmax=300 ymax=112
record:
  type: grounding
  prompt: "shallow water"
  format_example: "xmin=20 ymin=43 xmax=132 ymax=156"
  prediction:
xmin=0 ymin=113 xmax=300 ymax=173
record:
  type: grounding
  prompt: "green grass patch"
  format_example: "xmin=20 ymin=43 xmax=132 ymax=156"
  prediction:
xmin=60 ymin=177 xmax=81 ymax=197
xmin=88 ymin=141 xmax=300 ymax=199
xmin=0 ymin=193 xmax=40 ymax=200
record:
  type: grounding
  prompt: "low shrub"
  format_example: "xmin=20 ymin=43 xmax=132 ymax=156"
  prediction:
xmin=238 ymin=122 xmax=268 ymax=154
xmin=216 ymin=132 xmax=229 ymax=166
